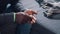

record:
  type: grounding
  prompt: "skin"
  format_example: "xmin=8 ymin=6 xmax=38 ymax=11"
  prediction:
xmin=16 ymin=9 xmax=37 ymax=24
xmin=24 ymin=9 xmax=37 ymax=24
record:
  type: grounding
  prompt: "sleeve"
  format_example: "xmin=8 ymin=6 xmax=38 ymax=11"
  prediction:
xmin=0 ymin=13 xmax=14 ymax=26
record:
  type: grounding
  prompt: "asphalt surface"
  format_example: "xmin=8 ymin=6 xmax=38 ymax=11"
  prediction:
xmin=21 ymin=0 xmax=60 ymax=34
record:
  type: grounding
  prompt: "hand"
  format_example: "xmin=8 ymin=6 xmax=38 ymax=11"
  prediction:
xmin=15 ymin=12 xmax=32 ymax=24
xmin=15 ymin=9 xmax=37 ymax=24
xmin=24 ymin=9 xmax=37 ymax=15
xmin=24 ymin=9 xmax=37 ymax=24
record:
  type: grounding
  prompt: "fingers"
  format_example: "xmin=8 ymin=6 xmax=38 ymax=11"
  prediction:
xmin=24 ymin=9 xmax=37 ymax=15
xmin=31 ymin=19 xmax=36 ymax=24
xmin=28 ymin=15 xmax=36 ymax=24
xmin=31 ymin=16 xmax=36 ymax=24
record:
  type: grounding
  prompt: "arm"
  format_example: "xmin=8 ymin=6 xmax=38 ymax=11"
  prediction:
xmin=0 ymin=12 xmax=35 ymax=26
xmin=0 ymin=13 xmax=14 ymax=26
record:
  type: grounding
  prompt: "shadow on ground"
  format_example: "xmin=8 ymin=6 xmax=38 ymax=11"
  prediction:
xmin=30 ymin=23 xmax=56 ymax=34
